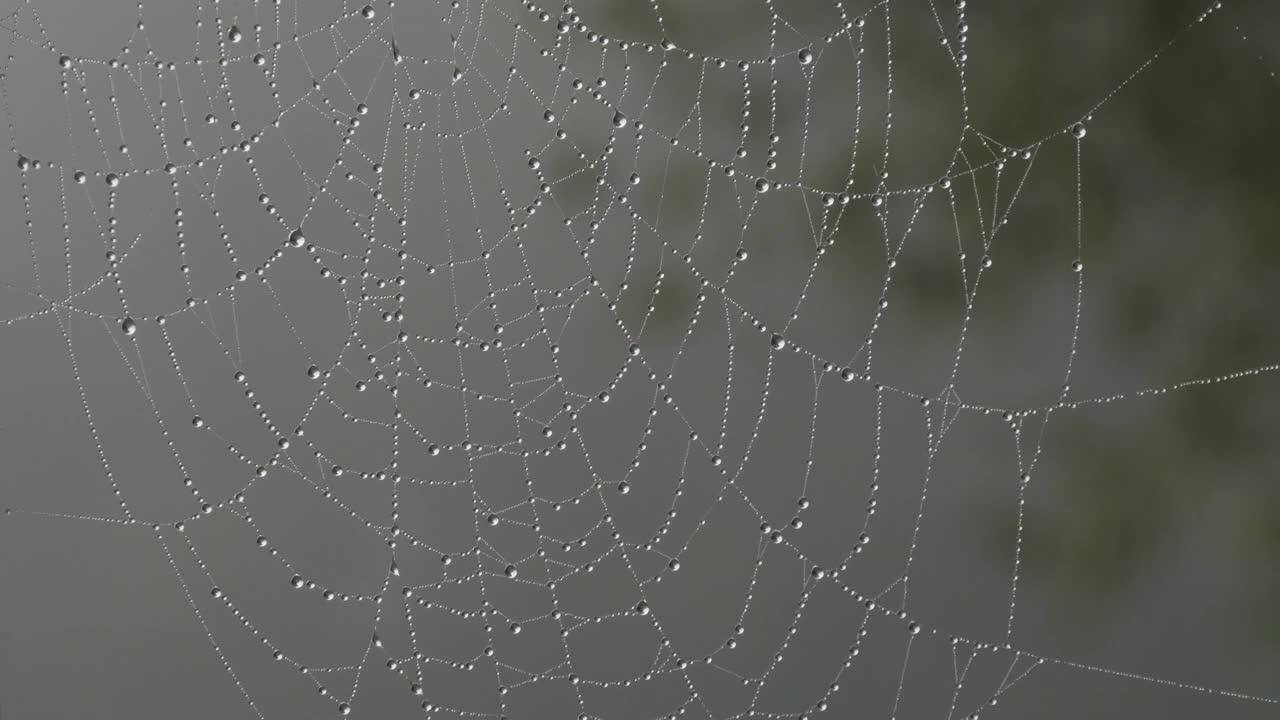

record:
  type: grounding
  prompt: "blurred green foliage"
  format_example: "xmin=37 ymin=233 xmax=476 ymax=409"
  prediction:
xmin=560 ymin=0 xmax=1280 ymax=650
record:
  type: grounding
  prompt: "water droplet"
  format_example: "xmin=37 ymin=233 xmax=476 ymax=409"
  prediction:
xmin=617 ymin=481 xmax=630 ymax=494
xmin=735 ymin=248 xmax=748 ymax=261
xmin=528 ymin=157 xmax=541 ymax=170
xmin=291 ymin=575 xmax=305 ymax=588
xmin=612 ymin=111 xmax=628 ymax=128
xmin=16 ymin=155 xmax=30 ymax=172
xmin=120 ymin=317 xmax=137 ymax=335
xmin=1071 ymin=123 xmax=1087 ymax=139
xmin=908 ymin=622 xmax=921 ymax=635
xmin=668 ymin=558 xmax=680 ymax=571
xmin=504 ymin=565 xmax=518 ymax=578
xmin=192 ymin=416 xmax=204 ymax=428
xmin=797 ymin=48 xmax=814 ymax=65
xmin=307 ymin=365 xmax=322 ymax=379
xmin=288 ymin=229 xmax=306 ymax=248
xmin=509 ymin=622 xmax=522 ymax=634
xmin=598 ymin=391 xmax=610 ymax=403
xmin=452 ymin=66 xmax=464 ymax=82
xmin=871 ymin=193 xmax=885 ymax=207
xmin=73 ymin=170 xmax=87 ymax=184
xmin=391 ymin=39 xmax=403 ymax=64
xmin=636 ymin=601 xmax=650 ymax=615
xmin=755 ymin=178 xmax=771 ymax=193
xmin=58 ymin=55 xmax=72 ymax=69
xmin=338 ymin=702 xmax=352 ymax=716
xmin=228 ymin=26 xmax=243 ymax=43
xmin=770 ymin=334 xmax=786 ymax=350
xmin=980 ymin=255 xmax=993 ymax=268
xmin=1071 ymin=259 xmax=1083 ymax=272
xmin=211 ymin=587 xmax=223 ymax=598
xmin=811 ymin=567 xmax=826 ymax=579
xmin=361 ymin=5 xmax=375 ymax=18
xmin=105 ymin=173 xmax=120 ymax=187
xmin=841 ymin=368 xmax=856 ymax=382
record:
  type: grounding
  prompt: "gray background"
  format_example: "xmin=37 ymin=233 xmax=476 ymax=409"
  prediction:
xmin=1 ymin=0 xmax=1279 ymax=718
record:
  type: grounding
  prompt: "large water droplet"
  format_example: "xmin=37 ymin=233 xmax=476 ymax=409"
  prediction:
xmin=120 ymin=317 xmax=137 ymax=335
xmin=612 ymin=111 xmax=628 ymax=128
xmin=288 ymin=229 xmax=306 ymax=248
xmin=228 ymin=26 xmax=243 ymax=43
xmin=1071 ymin=123 xmax=1087 ymax=139
xmin=755 ymin=178 xmax=771 ymax=193
xmin=797 ymin=48 xmax=814 ymax=65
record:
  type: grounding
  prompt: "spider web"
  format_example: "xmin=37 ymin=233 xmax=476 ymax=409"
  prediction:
xmin=1 ymin=0 xmax=1278 ymax=718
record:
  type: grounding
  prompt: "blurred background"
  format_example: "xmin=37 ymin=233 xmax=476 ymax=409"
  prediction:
xmin=1 ymin=0 xmax=1278 ymax=718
